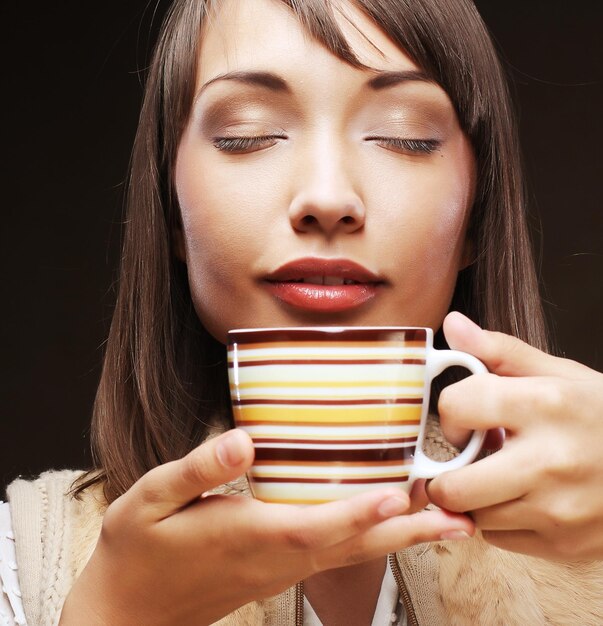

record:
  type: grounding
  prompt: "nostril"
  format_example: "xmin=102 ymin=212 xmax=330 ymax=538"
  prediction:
xmin=301 ymin=215 xmax=316 ymax=225
xmin=342 ymin=216 xmax=355 ymax=224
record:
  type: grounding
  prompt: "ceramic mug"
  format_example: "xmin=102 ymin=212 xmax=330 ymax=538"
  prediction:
xmin=227 ymin=326 xmax=486 ymax=504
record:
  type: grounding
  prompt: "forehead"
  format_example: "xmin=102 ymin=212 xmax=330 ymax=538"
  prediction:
xmin=198 ymin=0 xmax=421 ymax=83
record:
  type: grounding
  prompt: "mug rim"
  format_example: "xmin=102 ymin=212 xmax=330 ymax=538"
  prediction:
xmin=229 ymin=325 xmax=430 ymax=334
xmin=228 ymin=326 xmax=432 ymax=345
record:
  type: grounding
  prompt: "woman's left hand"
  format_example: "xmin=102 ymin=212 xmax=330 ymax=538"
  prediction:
xmin=426 ymin=311 xmax=603 ymax=561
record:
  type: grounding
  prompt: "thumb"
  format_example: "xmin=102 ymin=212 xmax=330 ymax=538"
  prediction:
xmin=133 ymin=428 xmax=255 ymax=521
xmin=442 ymin=311 xmax=577 ymax=377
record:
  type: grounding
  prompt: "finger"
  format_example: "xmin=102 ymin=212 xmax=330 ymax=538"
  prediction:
xmin=169 ymin=487 xmax=413 ymax=558
xmin=484 ymin=525 xmax=603 ymax=561
xmin=129 ymin=429 xmax=255 ymax=521
xmin=322 ymin=509 xmax=475 ymax=569
xmin=470 ymin=498 xmax=531 ymax=531
xmin=483 ymin=427 xmax=505 ymax=451
xmin=261 ymin=488 xmax=413 ymax=552
xmin=439 ymin=372 xmax=562 ymax=433
xmin=408 ymin=479 xmax=430 ymax=513
xmin=443 ymin=311 xmax=585 ymax=378
xmin=479 ymin=528 xmax=589 ymax=561
xmin=426 ymin=447 xmax=532 ymax=512
xmin=479 ymin=529 xmax=551 ymax=558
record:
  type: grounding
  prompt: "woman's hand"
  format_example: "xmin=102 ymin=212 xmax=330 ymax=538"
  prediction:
xmin=427 ymin=311 xmax=603 ymax=561
xmin=60 ymin=429 xmax=473 ymax=626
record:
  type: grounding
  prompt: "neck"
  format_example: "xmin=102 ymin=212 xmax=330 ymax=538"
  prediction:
xmin=303 ymin=556 xmax=387 ymax=626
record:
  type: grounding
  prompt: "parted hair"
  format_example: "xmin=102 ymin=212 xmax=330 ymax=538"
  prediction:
xmin=76 ymin=0 xmax=547 ymax=502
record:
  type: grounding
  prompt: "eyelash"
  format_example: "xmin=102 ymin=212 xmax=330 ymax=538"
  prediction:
xmin=366 ymin=137 xmax=442 ymax=154
xmin=211 ymin=135 xmax=441 ymax=155
xmin=212 ymin=135 xmax=284 ymax=153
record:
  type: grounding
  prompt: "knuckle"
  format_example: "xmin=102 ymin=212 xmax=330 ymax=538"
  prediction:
xmin=99 ymin=495 xmax=134 ymax=545
xmin=437 ymin=386 xmax=458 ymax=418
xmin=530 ymin=380 xmax=566 ymax=416
xmin=99 ymin=503 xmax=121 ymax=541
xmin=537 ymin=442 xmax=581 ymax=484
xmin=281 ymin=523 xmax=321 ymax=551
xmin=307 ymin=550 xmax=327 ymax=575
xmin=543 ymin=495 xmax=586 ymax=531
xmin=135 ymin=469 xmax=172 ymax=508
xmin=179 ymin=449 xmax=212 ymax=489
xmin=486 ymin=331 xmax=518 ymax=372
xmin=428 ymin=476 xmax=465 ymax=512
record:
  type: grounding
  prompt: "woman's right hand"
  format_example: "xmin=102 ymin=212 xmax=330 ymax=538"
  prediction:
xmin=59 ymin=429 xmax=473 ymax=626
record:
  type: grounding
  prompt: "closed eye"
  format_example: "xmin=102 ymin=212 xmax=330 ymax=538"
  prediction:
xmin=365 ymin=137 xmax=442 ymax=155
xmin=212 ymin=135 xmax=286 ymax=154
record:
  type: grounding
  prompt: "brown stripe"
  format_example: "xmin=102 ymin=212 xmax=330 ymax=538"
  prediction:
xmin=252 ymin=436 xmax=417 ymax=445
xmin=254 ymin=447 xmax=413 ymax=463
xmin=252 ymin=476 xmax=410 ymax=484
xmin=228 ymin=328 xmax=427 ymax=344
xmin=237 ymin=419 xmax=421 ymax=426
xmin=229 ymin=358 xmax=426 ymax=367
xmin=233 ymin=398 xmax=423 ymax=406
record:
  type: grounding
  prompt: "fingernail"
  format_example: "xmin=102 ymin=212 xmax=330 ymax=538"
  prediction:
xmin=440 ymin=529 xmax=471 ymax=541
xmin=378 ymin=496 xmax=408 ymax=518
xmin=216 ymin=430 xmax=246 ymax=467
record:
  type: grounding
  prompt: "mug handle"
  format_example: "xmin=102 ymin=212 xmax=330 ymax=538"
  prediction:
xmin=410 ymin=349 xmax=487 ymax=480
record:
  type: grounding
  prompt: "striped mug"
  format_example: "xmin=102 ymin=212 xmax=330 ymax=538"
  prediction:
xmin=227 ymin=326 xmax=486 ymax=504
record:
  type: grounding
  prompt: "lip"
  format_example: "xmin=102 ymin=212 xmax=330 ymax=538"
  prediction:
xmin=263 ymin=258 xmax=385 ymax=313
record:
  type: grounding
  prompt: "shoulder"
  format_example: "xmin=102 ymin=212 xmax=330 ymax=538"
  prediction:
xmin=6 ymin=468 xmax=107 ymax=568
xmin=5 ymin=470 xmax=107 ymax=626
xmin=6 ymin=469 xmax=85 ymax=503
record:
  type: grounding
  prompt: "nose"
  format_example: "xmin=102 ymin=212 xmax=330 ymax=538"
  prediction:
xmin=288 ymin=141 xmax=365 ymax=236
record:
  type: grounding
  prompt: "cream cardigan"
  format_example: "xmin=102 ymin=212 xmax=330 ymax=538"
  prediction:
xmin=6 ymin=434 xmax=603 ymax=626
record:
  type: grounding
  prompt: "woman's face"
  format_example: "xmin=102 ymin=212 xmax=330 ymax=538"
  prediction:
xmin=175 ymin=0 xmax=475 ymax=344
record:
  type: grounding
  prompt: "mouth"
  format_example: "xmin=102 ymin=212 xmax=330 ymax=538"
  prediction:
xmin=263 ymin=258 xmax=386 ymax=313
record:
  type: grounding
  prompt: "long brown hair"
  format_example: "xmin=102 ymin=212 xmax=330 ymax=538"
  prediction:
xmin=76 ymin=0 xmax=547 ymax=502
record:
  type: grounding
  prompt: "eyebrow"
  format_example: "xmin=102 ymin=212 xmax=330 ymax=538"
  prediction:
xmin=366 ymin=70 xmax=431 ymax=89
xmin=195 ymin=69 xmax=433 ymax=102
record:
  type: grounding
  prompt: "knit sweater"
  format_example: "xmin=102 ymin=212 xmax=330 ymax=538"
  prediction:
xmin=6 ymin=431 xmax=603 ymax=625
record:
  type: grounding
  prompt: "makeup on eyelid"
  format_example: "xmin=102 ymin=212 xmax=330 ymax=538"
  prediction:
xmin=175 ymin=0 xmax=475 ymax=341
xmin=194 ymin=75 xmax=455 ymax=144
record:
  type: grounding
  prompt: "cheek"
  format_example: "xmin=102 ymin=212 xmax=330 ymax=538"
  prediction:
xmin=373 ymin=158 xmax=471 ymax=264
xmin=367 ymin=145 xmax=473 ymax=321
xmin=176 ymin=144 xmax=287 ymax=251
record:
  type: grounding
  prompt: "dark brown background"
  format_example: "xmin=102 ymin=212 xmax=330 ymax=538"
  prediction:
xmin=2 ymin=1 xmax=602 ymax=490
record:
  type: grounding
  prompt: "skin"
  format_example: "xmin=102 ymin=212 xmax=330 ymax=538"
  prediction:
xmin=431 ymin=312 xmax=603 ymax=562
xmin=59 ymin=0 xmax=603 ymax=625
xmin=60 ymin=2 xmax=477 ymax=625
xmin=173 ymin=2 xmax=474 ymax=619
xmin=174 ymin=0 xmax=475 ymax=341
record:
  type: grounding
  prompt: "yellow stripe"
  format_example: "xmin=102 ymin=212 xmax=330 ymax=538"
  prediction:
xmin=234 ymin=405 xmax=422 ymax=423
xmin=255 ymin=496 xmax=333 ymax=504
xmin=247 ymin=432 xmax=419 ymax=441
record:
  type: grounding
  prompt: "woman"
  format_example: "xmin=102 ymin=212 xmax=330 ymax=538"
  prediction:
xmin=2 ymin=1 xmax=603 ymax=624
